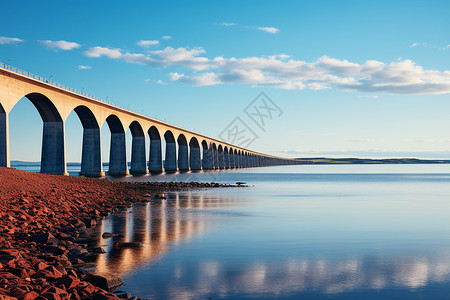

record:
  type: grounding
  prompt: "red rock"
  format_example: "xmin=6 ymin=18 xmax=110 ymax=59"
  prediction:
xmin=18 ymin=291 xmax=39 ymax=300
xmin=0 ymin=295 xmax=18 ymax=300
xmin=39 ymin=293 xmax=60 ymax=300
xmin=56 ymin=276 xmax=80 ymax=290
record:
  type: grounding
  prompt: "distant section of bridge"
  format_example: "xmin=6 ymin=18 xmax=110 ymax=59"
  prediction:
xmin=0 ymin=63 xmax=301 ymax=176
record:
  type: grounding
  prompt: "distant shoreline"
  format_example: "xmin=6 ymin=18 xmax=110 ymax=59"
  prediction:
xmin=297 ymin=158 xmax=450 ymax=164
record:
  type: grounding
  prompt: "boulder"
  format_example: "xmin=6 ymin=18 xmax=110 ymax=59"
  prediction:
xmin=84 ymin=274 xmax=124 ymax=292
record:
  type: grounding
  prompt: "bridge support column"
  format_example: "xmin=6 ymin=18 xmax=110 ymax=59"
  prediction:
xmin=178 ymin=145 xmax=189 ymax=171
xmin=108 ymin=132 xmax=128 ymax=176
xmin=130 ymin=136 xmax=148 ymax=175
xmin=213 ymin=149 xmax=219 ymax=169
xmin=149 ymin=139 xmax=162 ymax=173
xmin=41 ymin=121 xmax=67 ymax=175
xmin=224 ymin=151 xmax=230 ymax=169
xmin=0 ymin=108 xmax=9 ymax=168
xmin=202 ymin=148 xmax=213 ymax=170
xmin=230 ymin=152 xmax=235 ymax=168
xmin=218 ymin=151 xmax=224 ymax=169
xmin=190 ymin=147 xmax=201 ymax=170
xmin=165 ymin=142 xmax=177 ymax=172
xmin=80 ymin=128 xmax=103 ymax=177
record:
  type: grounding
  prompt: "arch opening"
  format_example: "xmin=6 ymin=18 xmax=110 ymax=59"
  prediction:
xmin=0 ymin=102 xmax=8 ymax=167
xmin=189 ymin=137 xmax=201 ymax=171
xmin=72 ymin=105 xmax=102 ymax=177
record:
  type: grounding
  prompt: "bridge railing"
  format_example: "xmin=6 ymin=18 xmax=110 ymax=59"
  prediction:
xmin=0 ymin=61 xmax=148 ymax=117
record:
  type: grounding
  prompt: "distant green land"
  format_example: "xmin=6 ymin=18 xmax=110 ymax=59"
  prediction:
xmin=297 ymin=158 xmax=450 ymax=164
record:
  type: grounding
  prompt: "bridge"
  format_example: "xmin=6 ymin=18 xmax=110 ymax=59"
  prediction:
xmin=0 ymin=63 xmax=300 ymax=177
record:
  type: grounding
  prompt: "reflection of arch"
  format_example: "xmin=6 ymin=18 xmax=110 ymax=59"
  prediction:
xmin=164 ymin=130 xmax=177 ymax=172
xmin=177 ymin=134 xmax=189 ymax=171
xmin=0 ymin=102 xmax=8 ymax=167
xmin=105 ymin=115 xmax=128 ymax=175
xmin=73 ymin=106 xmax=103 ymax=177
xmin=24 ymin=93 xmax=65 ymax=174
xmin=129 ymin=121 xmax=147 ymax=174
xmin=189 ymin=137 xmax=201 ymax=170
xmin=148 ymin=126 xmax=162 ymax=172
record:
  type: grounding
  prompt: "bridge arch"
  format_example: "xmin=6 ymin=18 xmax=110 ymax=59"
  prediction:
xmin=72 ymin=105 xmax=103 ymax=177
xmin=164 ymin=130 xmax=177 ymax=172
xmin=189 ymin=137 xmax=201 ymax=170
xmin=129 ymin=121 xmax=147 ymax=174
xmin=12 ymin=93 xmax=66 ymax=174
xmin=148 ymin=126 xmax=162 ymax=172
xmin=177 ymin=134 xmax=189 ymax=171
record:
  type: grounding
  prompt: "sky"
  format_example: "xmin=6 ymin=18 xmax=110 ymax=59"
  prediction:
xmin=1 ymin=0 xmax=450 ymax=161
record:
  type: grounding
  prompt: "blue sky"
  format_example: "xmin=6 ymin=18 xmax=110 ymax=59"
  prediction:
xmin=1 ymin=0 xmax=450 ymax=161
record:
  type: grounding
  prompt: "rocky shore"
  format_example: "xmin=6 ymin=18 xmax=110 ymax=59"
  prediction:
xmin=0 ymin=167 xmax=238 ymax=300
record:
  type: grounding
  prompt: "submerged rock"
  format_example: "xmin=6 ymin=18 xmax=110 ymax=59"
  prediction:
xmin=84 ymin=274 xmax=124 ymax=291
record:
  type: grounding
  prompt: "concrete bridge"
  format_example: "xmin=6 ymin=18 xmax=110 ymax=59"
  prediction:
xmin=0 ymin=63 xmax=300 ymax=177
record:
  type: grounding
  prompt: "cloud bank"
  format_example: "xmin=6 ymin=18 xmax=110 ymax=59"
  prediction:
xmin=0 ymin=36 xmax=23 ymax=44
xmin=82 ymin=45 xmax=450 ymax=94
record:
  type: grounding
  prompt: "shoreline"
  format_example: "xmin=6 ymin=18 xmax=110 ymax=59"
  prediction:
xmin=0 ymin=167 xmax=240 ymax=300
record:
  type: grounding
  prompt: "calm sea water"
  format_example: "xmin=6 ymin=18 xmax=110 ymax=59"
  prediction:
xmin=15 ymin=164 xmax=450 ymax=299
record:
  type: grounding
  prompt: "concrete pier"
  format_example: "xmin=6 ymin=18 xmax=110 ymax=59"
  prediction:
xmin=224 ymin=149 xmax=230 ymax=169
xmin=178 ymin=145 xmax=189 ymax=171
xmin=0 ymin=106 xmax=9 ymax=167
xmin=149 ymin=139 xmax=162 ymax=173
xmin=189 ymin=147 xmax=201 ymax=170
xmin=41 ymin=121 xmax=67 ymax=175
xmin=164 ymin=141 xmax=177 ymax=171
xmin=80 ymin=128 xmax=103 ymax=177
xmin=202 ymin=145 xmax=213 ymax=170
xmin=130 ymin=136 xmax=148 ymax=175
xmin=218 ymin=148 xmax=224 ymax=169
xmin=108 ymin=132 xmax=128 ymax=175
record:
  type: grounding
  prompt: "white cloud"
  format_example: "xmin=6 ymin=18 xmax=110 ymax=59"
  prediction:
xmin=257 ymin=27 xmax=280 ymax=34
xmin=82 ymin=44 xmax=450 ymax=94
xmin=84 ymin=46 xmax=122 ymax=58
xmin=358 ymin=95 xmax=379 ymax=99
xmin=136 ymin=40 xmax=159 ymax=47
xmin=77 ymin=65 xmax=91 ymax=70
xmin=221 ymin=22 xmax=237 ymax=26
xmin=409 ymin=42 xmax=427 ymax=48
xmin=145 ymin=78 xmax=165 ymax=84
xmin=161 ymin=35 xmax=172 ymax=40
xmin=0 ymin=36 xmax=23 ymax=44
xmin=439 ymin=45 xmax=450 ymax=50
xmin=40 ymin=40 xmax=81 ymax=50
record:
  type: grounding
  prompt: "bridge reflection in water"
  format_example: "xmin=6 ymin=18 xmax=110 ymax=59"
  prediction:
xmin=91 ymin=191 xmax=241 ymax=276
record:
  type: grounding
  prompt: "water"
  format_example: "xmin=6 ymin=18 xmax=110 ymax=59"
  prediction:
xmin=71 ymin=164 xmax=450 ymax=299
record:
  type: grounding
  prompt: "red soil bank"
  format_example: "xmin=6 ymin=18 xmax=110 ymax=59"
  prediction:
xmin=0 ymin=167 xmax=234 ymax=300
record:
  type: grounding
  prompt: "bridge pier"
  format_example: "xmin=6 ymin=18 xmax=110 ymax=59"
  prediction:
xmin=224 ymin=150 xmax=230 ymax=169
xmin=79 ymin=128 xmax=103 ymax=177
xmin=0 ymin=107 xmax=9 ymax=168
xmin=149 ymin=139 xmax=163 ymax=173
xmin=165 ymin=142 xmax=177 ymax=172
xmin=108 ymin=132 xmax=128 ymax=176
xmin=178 ymin=144 xmax=189 ymax=171
xmin=190 ymin=146 xmax=201 ymax=170
xmin=130 ymin=136 xmax=148 ymax=175
xmin=41 ymin=121 xmax=67 ymax=175
xmin=230 ymin=152 xmax=235 ymax=168
xmin=202 ymin=147 xmax=213 ymax=170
